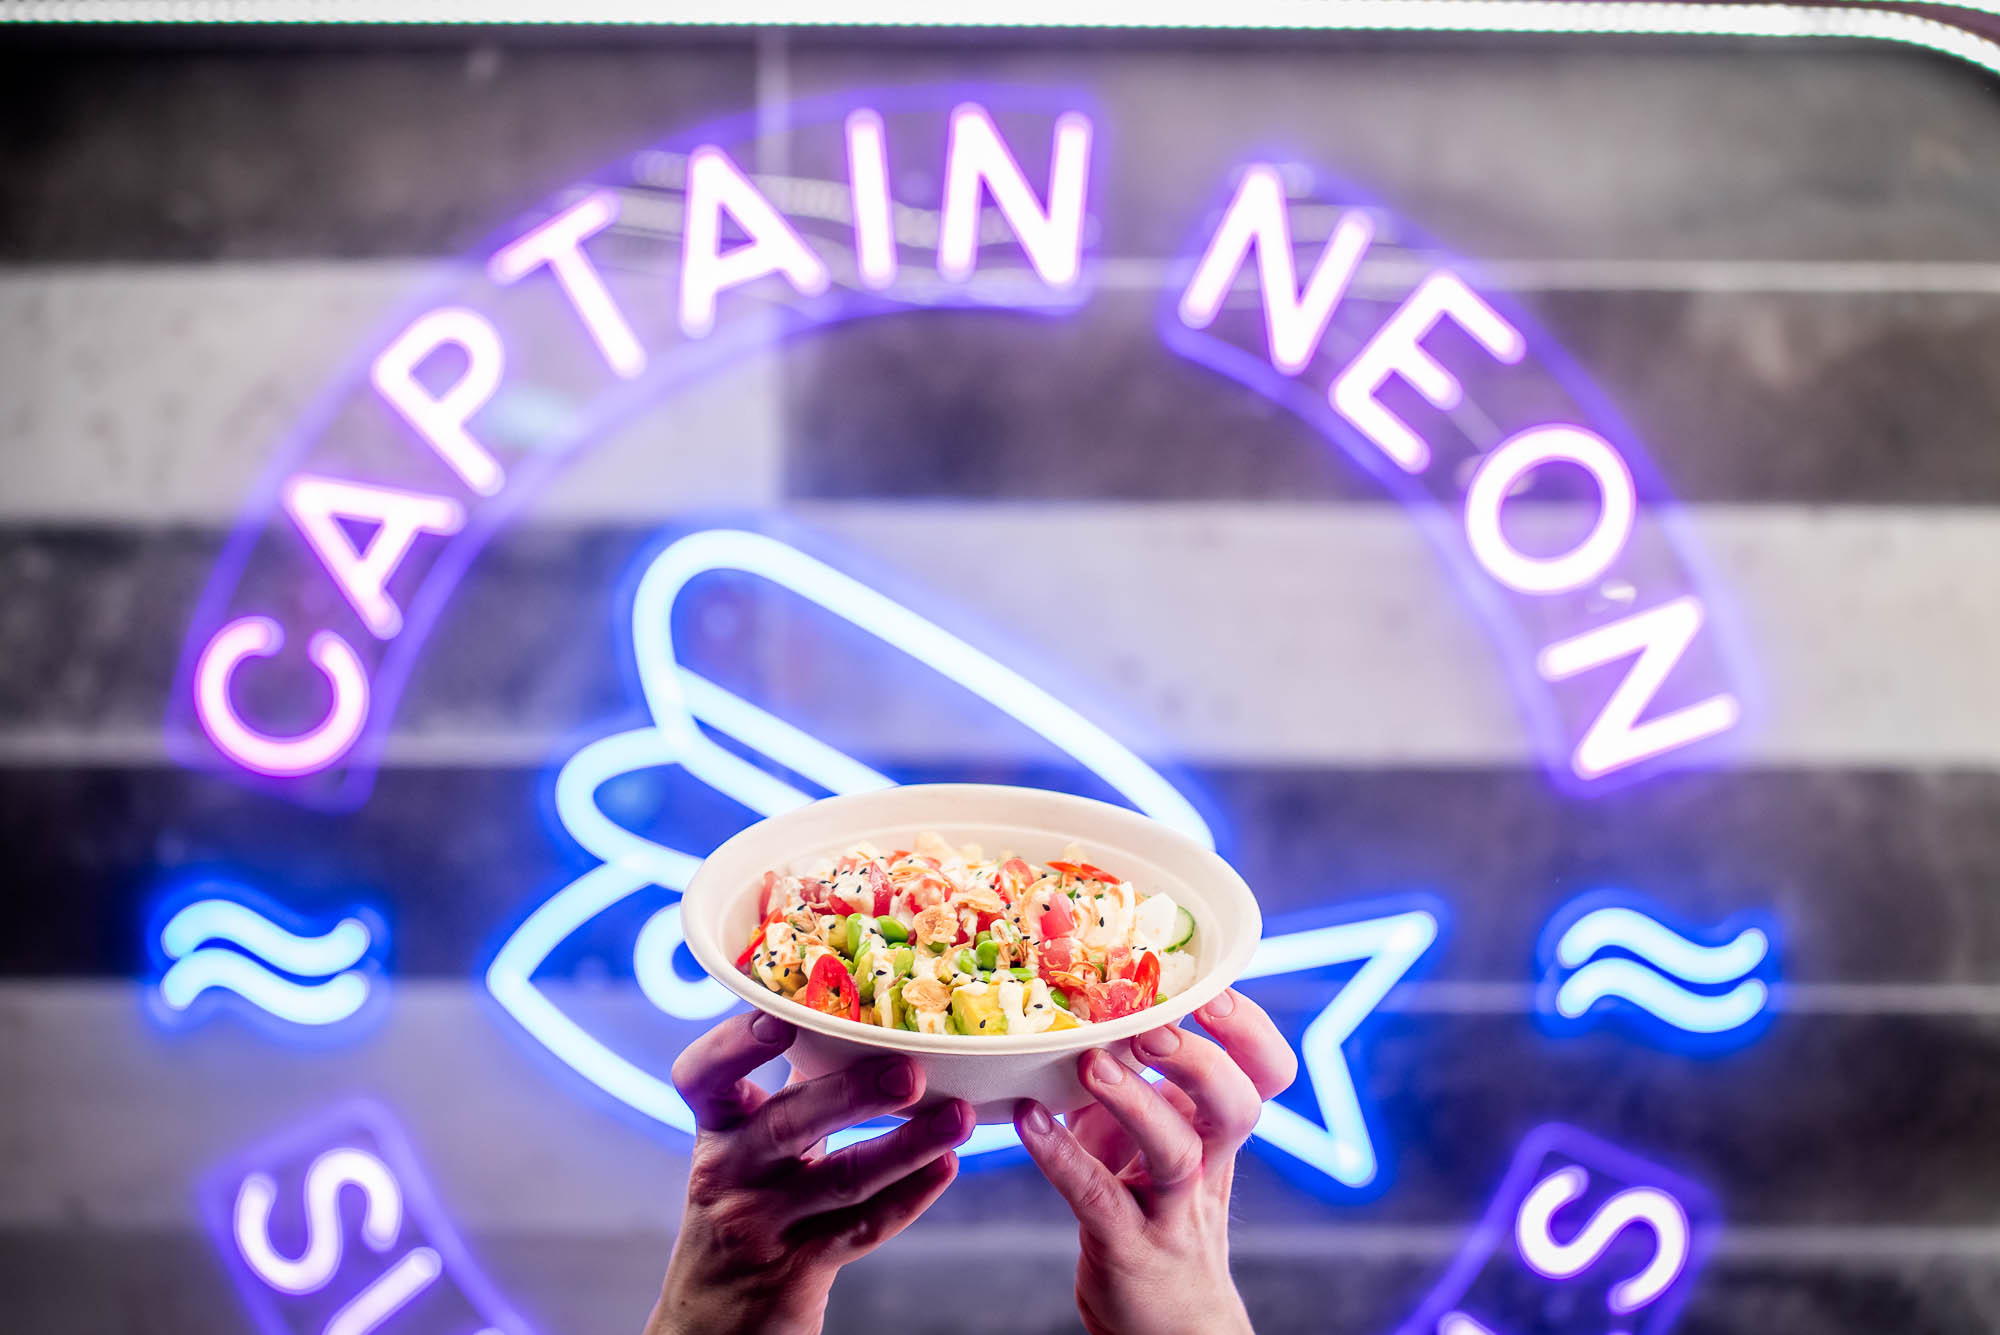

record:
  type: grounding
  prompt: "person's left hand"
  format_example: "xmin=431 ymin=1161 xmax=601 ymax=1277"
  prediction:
xmin=1013 ymin=989 xmax=1298 ymax=1335
xmin=644 ymin=1011 xmax=975 ymax=1335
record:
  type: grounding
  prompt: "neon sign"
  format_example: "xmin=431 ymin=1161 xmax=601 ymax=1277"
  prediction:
xmin=169 ymin=85 xmax=1746 ymax=806
xmin=1397 ymin=1123 xmax=1717 ymax=1335
xmin=1535 ymin=892 xmax=1778 ymax=1049
xmin=149 ymin=879 xmax=388 ymax=1037
xmin=201 ymin=1100 xmax=536 ymax=1335
xmin=164 ymin=80 xmax=1773 ymax=1331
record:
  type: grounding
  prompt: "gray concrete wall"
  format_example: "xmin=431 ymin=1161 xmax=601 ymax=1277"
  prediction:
xmin=3 ymin=25 xmax=2000 ymax=1335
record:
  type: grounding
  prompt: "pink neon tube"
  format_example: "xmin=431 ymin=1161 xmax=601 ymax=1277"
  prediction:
xmin=194 ymin=617 xmax=371 ymax=778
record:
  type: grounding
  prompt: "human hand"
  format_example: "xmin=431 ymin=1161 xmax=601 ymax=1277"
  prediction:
xmin=1013 ymin=988 xmax=1298 ymax=1335
xmin=644 ymin=1011 xmax=975 ymax=1335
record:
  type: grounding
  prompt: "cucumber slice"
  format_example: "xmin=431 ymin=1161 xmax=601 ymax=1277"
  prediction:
xmin=1166 ymin=905 xmax=1196 ymax=951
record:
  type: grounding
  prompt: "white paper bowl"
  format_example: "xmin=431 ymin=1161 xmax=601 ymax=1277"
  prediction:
xmin=681 ymin=784 xmax=1262 ymax=1123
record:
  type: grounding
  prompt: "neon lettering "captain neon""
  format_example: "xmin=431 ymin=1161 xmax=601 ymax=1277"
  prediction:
xmin=1178 ymin=169 xmax=1738 ymax=780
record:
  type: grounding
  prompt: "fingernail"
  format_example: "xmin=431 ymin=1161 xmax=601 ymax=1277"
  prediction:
xmin=876 ymin=1060 xmax=918 ymax=1099
xmin=750 ymin=1012 xmax=790 ymax=1045
xmin=1203 ymin=989 xmax=1236 ymax=1019
xmin=931 ymin=1100 xmax=972 ymax=1139
xmin=1134 ymin=1026 xmax=1180 ymax=1060
xmin=1086 ymin=1048 xmax=1125 ymax=1085
xmin=1016 ymin=1100 xmax=1052 ymax=1135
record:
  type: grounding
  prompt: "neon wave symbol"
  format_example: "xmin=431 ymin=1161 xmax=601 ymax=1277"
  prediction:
xmin=1535 ymin=893 xmax=1777 ymax=1044
xmin=154 ymin=887 xmax=383 ymax=1029
xmin=486 ymin=528 xmax=1438 ymax=1185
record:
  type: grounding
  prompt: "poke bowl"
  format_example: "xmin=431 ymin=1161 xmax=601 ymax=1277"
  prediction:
xmin=680 ymin=783 xmax=1262 ymax=1122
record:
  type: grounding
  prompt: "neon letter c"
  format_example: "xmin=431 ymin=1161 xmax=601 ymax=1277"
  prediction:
xmin=194 ymin=616 xmax=370 ymax=778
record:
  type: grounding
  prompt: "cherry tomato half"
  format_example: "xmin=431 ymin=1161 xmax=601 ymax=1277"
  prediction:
xmin=800 ymin=953 xmax=861 ymax=1022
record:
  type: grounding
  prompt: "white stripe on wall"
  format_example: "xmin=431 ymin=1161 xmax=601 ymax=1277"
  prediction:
xmin=787 ymin=503 xmax=2000 ymax=769
xmin=0 ymin=263 xmax=786 ymax=524
xmin=6 ymin=261 xmax=2000 ymax=521
xmin=0 ymin=503 xmax=1992 ymax=769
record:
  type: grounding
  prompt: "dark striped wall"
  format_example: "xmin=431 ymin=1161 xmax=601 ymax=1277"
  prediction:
xmin=3 ymin=26 xmax=2000 ymax=1335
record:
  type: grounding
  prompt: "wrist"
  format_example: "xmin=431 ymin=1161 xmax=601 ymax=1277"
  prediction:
xmin=647 ymin=1288 xmax=829 ymax=1335
xmin=649 ymin=1251 xmax=832 ymax=1335
xmin=1102 ymin=1303 xmax=1251 ymax=1335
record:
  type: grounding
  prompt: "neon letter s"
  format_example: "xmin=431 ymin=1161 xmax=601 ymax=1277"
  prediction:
xmin=232 ymin=1147 xmax=403 ymax=1295
xmin=1514 ymin=1165 xmax=1690 ymax=1315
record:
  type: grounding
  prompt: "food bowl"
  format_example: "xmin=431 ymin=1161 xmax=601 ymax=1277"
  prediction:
xmin=681 ymin=783 xmax=1262 ymax=1123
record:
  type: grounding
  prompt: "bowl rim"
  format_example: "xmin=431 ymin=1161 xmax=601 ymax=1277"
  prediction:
xmin=681 ymin=783 xmax=1261 ymax=1056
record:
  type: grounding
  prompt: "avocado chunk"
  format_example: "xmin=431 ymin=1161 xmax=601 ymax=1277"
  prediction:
xmin=950 ymin=983 xmax=1006 ymax=1036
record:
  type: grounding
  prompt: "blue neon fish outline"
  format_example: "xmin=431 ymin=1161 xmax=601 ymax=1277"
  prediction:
xmin=486 ymin=528 xmax=1439 ymax=1186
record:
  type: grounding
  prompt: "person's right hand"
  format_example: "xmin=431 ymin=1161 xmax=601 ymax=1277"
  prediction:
xmin=1013 ymin=988 xmax=1298 ymax=1335
xmin=642 ymin=1011 xmax=975 ymax=1335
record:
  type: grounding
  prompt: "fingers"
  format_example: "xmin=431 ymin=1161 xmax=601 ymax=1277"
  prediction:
xmin=671 ymin=1012 xmax=795 ymax=1131
xmin=1075 ymin=1048 xmax=1204 ymax=1193
xmin=1192 ymin=989 xmax=1298 ymax=1100
xmin=792 ymin=1100 xmax=974 ymax=1217
xmin=1015 ymin=1099 xmax=1144 ymax=1235
xmin=1156 ymin=1078 xmax=1199 ymax=1124
xmin=791 ymin=1150 xmax=960 ymax=1266
xmin=746 ymin=1056 xmax=926 ymax=1161
xmin=1128 ymin=1022 xmax=1265 ymax=1154
xmin=1065 ymin=1102 xmax=1136 ymax=1174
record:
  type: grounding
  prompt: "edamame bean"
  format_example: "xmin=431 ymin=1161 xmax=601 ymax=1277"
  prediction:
xmin=876 ymin=917 xmax=909 ymax=944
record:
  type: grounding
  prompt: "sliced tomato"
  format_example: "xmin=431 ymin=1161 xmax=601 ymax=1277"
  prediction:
xmin=800 ymin=953 xmax=860 ymax=1021
xmin=735 ymin=925 xmax=767 ymax=973
xmin=868 ymin=861 xmax=894 ymax=917
xmin=756 ymin=871 xmax=780 ymax=921
xmin=998 ymin=857 xmax=1036 ymax=895
xmin=1048 ymin=859 xmax=1119 ymax=884
xmin=1036 ymin=897 xmax=1076 ymax=940
xmin=1082 ymin=978 xmax=1147 ymax=1021
xmin=1131 ymin=950 xmax=1161 ymax=1000
xmin=798 ymin=878 xmax=837 ymax=912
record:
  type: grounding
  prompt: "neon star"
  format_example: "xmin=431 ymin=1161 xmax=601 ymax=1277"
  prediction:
xmin=1236 ymin=908 xmax=1442 ymax=1189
